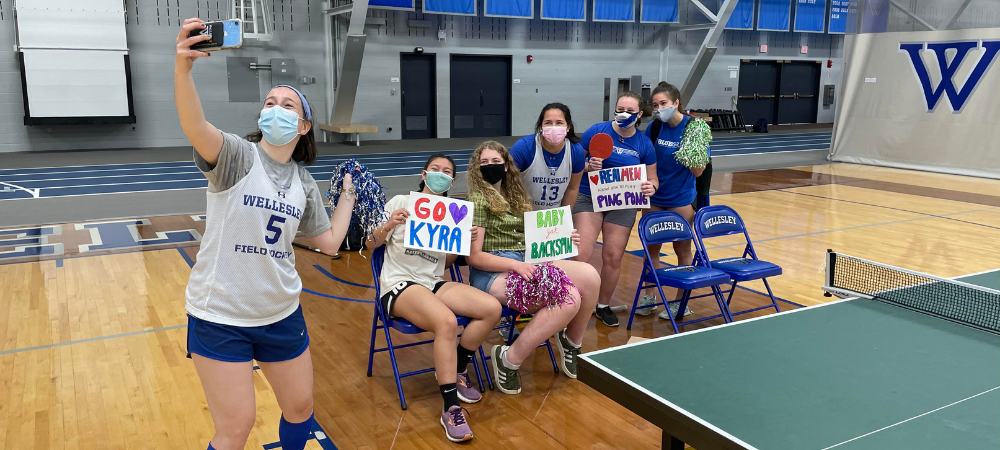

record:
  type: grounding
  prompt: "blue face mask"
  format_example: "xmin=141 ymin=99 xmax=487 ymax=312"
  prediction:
xmin=614 ymin=111 xmax=639 ymax=129
xmin=258 ymin=106 xmax=302 ymax=146
xmin=424 ymin=171 xmax=454 ymax=194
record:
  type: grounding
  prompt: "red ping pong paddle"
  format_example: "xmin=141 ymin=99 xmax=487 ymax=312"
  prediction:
xmin=590 ymin=133 xmax=614 ymax=160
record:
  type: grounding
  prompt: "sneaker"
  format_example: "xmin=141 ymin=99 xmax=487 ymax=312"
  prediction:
xmin=498 ymin=316 xmax=520 ymax=343
xmin=554 ymin=329 xmax=580 ymax=379
xmin=455 ymin=370 xmax=481 ymax=403
xmin=635 ymin=295 xmax=659 ymax=316
xmin=658 ymin=302 xmax=694 ymax=320
xmin=594 ymin=306 xmax=619 ymax=327
xmin=440 ymin=405 xmax=473 ymax=442
xmin=490 ymin=345 xmax=521 ymax=394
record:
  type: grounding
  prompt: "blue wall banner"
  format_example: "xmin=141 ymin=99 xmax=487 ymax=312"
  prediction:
xmin=485 ymin=0 xmax=533 ymax=17
xmin=828 ymin=0 xmax=848 ymax=33
xmin=757 ymin=0 xmax=792 ymax=31
xmin=594 ymin=0 xmax=635 ymax=22
xmin=640 ymin=0 xmax=678 ymax=23
xmin=424 ymin=0 xmax=476 ymax=15
xmin=794 ymin=0 xmax=826 ymax=32
xmin=542 ymin=0 xmax=587 ymax=21
xmin=369 ymin=0 xmax=415 ymax=10
xmin=725 ymin=0 xmax=755 ymax=30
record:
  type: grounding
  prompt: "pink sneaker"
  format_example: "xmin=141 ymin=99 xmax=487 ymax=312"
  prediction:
xmin=456 ymin=370 xmax=482 ymax=403
xmin=440 ymin=406 xmax=473 ymax=442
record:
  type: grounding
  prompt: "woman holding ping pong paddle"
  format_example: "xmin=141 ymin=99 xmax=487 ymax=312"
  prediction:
xmin=573 ymin=92 xmax=658 ymax=328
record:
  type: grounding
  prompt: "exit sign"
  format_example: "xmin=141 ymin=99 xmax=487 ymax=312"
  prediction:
xmin=801 ymin=45 xmax=809 ymax=53
xmin=760 ymin=45 xmax=768 ymax=53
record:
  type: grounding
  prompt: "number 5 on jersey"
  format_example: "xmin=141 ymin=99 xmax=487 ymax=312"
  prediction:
xmin=266 ymin=215 xmax=286 ymax=244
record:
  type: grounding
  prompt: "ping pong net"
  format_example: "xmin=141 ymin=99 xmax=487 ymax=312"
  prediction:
xmin=823 ymin=250 xmax=1000 ymax=334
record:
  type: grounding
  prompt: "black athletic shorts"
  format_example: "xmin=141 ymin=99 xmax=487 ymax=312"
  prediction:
xmin=380 ymin=280 xmax=448 ymax=319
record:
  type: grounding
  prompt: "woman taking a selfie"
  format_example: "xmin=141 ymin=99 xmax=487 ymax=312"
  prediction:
xmin=175 ymin=18 xmax=355 ymax=450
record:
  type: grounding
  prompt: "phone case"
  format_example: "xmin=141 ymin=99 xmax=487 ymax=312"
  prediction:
xmin=189 ymin=22 xmax=224 ymax=51
xmin=221 ymin=19 xmax=243 ymax=50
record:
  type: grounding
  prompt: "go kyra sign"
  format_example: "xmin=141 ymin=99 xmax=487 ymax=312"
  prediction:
xmin=403 ymin=192 xmax=474 ymax=256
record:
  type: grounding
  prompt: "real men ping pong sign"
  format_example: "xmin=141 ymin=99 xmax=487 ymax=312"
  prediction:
xmin=588 ymin=164 xmax=649 ymax=212
xmin=525 ymin=206 xmax=577 ymax=264
xmin=403 ymin=192 xmax=474 ymax=256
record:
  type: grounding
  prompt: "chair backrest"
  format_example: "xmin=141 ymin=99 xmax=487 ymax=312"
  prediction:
xmin=638 ymin=211 xmax=695 ymax=247
xmin=370 ymin=244 xmax=386 ymax=298
xmin=694 ymin=205 xmax=746 ymax=239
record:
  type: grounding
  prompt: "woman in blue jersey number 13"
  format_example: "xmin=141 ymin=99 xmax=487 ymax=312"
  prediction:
xmin=573 ymin=92 xmax=658 ymax=328
xmin=175 ymin=18 xmax=356 ymax=450
xmin=635 ymin=82 xmax=709 ymax=320
xmin=511 ymin=102 xmax=587 ymax=210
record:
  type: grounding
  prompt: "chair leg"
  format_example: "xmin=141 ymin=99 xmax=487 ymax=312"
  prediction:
xmin=656 ymin=284 xmax=680 ymax=335
xmin=380 ymin=318 xmax=408 ymax=410
xmin=676 ymin=289 xmax=692 ymax=322
xmin=627 ymin=275 xmax=646 ymax=331
xmin=762 ymin=278 xmax=781 ymax=313
xmin=712 ymin=285 xmax=735 ymax=323
xmin=470 ymin=351 xmax=485 ymax=393
xmin=478 ymin=346 xmax=494 ymax=391
xmin=725 ymin=281 xmax=739 ymax=306
xmin=544 ymin=339 xmax=559 ymax=373
xmin=366 ymin=310 xmax=379 ymax=377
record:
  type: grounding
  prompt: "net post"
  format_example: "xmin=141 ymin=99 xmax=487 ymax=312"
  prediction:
xmin=823 ymin=249 xmax=835 ymax=297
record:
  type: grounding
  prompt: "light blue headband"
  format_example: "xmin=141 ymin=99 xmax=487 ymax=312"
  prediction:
xmin=267 ymin=85 xmax=312 ymax=121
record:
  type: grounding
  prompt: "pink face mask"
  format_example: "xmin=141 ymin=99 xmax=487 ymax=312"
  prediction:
xmin=541 ymin=126 xmax=568 ymax=146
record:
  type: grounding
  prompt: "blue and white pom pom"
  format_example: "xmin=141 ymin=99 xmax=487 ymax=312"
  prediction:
xmin=327 ymin=159 xmax=387 ymax=242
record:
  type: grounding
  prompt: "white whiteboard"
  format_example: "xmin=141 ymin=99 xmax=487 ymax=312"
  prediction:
xmin=22 ymin=50 xmax=130 ymax=118
xmin=15 ymin=0 xmax=127 ymax=50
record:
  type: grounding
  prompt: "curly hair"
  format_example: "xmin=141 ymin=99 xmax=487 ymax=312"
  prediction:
xmin=467 ymin=140 xmax=532 ymax=217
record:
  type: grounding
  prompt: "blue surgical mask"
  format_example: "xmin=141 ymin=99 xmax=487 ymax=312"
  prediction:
xmin=614 ymin=111 xmax=639 ymax=128
xmin=424 ymin=171 xmax=453 ymax=194
xmin=655 ymin=105 xmax=677 ymax=122
xmin=258 ymin=106 xmax=302 ymax=146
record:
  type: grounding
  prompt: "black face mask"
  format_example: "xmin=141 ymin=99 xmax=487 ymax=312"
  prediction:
xmin=480 ymin=163 xmax=506 ymax=185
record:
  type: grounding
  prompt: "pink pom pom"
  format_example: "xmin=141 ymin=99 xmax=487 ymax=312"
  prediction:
xmin=504 ymin=263 xmax=577 ymax=314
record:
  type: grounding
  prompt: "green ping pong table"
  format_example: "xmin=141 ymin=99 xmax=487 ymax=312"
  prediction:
xmin=579 ymin=258 xmax=1000 ymax=450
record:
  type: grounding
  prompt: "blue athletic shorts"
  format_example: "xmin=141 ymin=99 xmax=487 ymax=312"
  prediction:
xmin=186 ymin=305 xmax=310 ymax=363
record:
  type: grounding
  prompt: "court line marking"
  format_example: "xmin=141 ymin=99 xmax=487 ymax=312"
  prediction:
xmin=819 ymin=385 xmax=1000 ymax=450
xmin=777 ymin=189 xmax=1000 ymax=230
xmin=0 ymin=324 xmax=189 ymax=356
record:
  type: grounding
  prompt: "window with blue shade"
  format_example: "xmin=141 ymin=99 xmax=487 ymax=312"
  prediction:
xmin=794 ymin=0 xmax=826 ymax=32
xmin=594 ymin=0 xmax=635 ymax=22
xmin=485 ymin=0 xmax=533 ymax=18
xmin=423 ymin=0 xmax=476 ymax=15
xmin=725 ymin=0 xmax=755 ymax=30
xmin=369 ymin=0 xmax=414 ymax=10
xmin=757 ymin=0 xmax=792 ymax=31
xmin=542 ymin=0 xmax=587 ymax=21
xmin=640 ymin=0 xmax=678 ymax=23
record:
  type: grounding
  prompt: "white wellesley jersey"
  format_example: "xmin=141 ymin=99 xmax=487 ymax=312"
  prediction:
xmin=519 ymin=135 xmax=573 ymax=210
xmin=186 ymin=148 xmax=306 ymax=327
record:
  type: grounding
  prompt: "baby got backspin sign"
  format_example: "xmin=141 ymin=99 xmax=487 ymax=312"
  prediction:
xmin=403 ymin=192 xmax=474 ymax=256
xmin=588 ymin=164 xmax=650 ymax=212
xmin=524 ymin=206 xmax=577 ymax=264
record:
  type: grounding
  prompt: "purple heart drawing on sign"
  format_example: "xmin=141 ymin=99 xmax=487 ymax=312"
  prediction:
xmin=448 ymin=203 xmax=468 ymax=225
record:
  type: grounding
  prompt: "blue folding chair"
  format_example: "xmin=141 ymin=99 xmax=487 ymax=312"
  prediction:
xmin=367 ymin=245 xmax=486 ymax=410
xmin=449 ymin=257 xmax=559 ymax=392
xmin=693 ymin=205 xmax=782 ymax=318
xmin=627 ymin=211 xmax=734 ymax=334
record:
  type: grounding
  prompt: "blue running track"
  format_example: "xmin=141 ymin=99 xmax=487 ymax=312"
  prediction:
xmin=0 ymin=132 xmax=830 ymax=200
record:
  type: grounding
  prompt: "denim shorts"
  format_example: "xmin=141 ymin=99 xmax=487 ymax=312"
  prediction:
xmin=469 ymin=251 xmax=525 ymax=293
xmin=186 ymin=305 xmax=310 ymax=363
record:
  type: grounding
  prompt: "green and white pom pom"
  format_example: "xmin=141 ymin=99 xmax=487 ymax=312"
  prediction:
xmin=675 ymin=118 xmax=712 ymax=168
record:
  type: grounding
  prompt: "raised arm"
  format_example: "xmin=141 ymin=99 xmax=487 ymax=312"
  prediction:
xmin=309 ymin=174 xmax=356 ymax=255
xmin=174 ymin=18 xmax=224 ymax=166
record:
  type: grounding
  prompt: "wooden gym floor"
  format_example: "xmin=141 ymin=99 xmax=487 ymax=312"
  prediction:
xmin=1 ymin=163 xmax=999 ymax=449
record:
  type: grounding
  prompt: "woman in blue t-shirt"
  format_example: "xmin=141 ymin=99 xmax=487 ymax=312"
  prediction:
xmin=635 ymin=82 xmax=709 ymax=319
xmin=573 ymin=92 xmax=658 ymax=328
xmin=510 ymin=103 xmax=587 ymax=211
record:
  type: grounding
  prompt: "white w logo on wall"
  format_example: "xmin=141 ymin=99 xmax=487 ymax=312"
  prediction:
xmin=899 ymin=40 xmax=1000 ymax=113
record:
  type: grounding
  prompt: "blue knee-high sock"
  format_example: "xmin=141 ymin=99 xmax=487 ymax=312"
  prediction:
xmin=279 ymin=412 xmax=314 ymax=450
xmin=207 ymin=444 xmax=216 ymax=450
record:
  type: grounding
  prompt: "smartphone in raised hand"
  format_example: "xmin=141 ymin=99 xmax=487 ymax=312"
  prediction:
xmin=188 ymin=19 xmax=243 ymax=51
